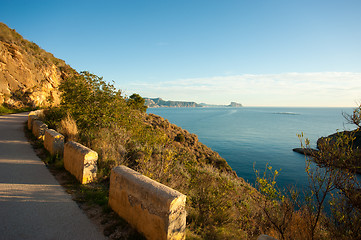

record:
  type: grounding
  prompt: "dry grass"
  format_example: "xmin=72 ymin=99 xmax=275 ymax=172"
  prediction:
xmin=58 ymin=113 xmax=78 ymax=141
xmin=92 ymin=126 xmax=131 ymax=179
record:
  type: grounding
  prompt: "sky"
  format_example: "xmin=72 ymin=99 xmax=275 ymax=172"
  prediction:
xmin=1 ymin=0 xmax=360 ymax=107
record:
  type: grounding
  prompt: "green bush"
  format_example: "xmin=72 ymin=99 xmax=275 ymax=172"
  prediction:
xmin=127 ymin=93 xmax=147 ymax=112
xmin=0 ymin=104 xmax=34 ymax=115
xmin=0 ymin=104 xmax=15 ymax=115
xmin=175 ymin=133 xmax=186 ymax=143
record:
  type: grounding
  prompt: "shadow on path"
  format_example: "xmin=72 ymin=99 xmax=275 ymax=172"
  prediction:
xmin=0 ymin=113 xmax=106 ymax=240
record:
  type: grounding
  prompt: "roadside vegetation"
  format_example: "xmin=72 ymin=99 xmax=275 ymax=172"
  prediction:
xmin=40 ymin=71 xmax=361 ymax=239
xmin=0 ymin=104 xmax=34 ymax=115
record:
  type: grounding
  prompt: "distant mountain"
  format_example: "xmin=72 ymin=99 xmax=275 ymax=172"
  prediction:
xmin=144 ymin=98 xmax=203 ymax=108
xmin=199 ymin=102 xmax=243 ymax=108
xmin=228 ymin=102 xmax=243 ymax=107
xmin=144 ymin=97 xmax=242 ymax=108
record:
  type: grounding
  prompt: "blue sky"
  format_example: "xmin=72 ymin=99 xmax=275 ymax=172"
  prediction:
xmin=1 ymin=0 xmax=360 ymax=106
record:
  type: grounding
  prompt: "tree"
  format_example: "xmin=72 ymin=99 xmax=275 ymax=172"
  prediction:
xmin=127 ymin=93 xmax=147 ymax=112
xmin=254 ymin=165 xmax=295 ymax=240
xmin=297 ymin=105 xmax=361 ymax=239
xmin=343 ymin=102 xmax=361 ymax=128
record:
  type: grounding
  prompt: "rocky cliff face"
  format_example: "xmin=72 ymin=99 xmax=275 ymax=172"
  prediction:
xmin=0 ymin=23 xmax=74 ymax=108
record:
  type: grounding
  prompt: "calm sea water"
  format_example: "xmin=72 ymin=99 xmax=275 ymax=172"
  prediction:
xmin=147 ymin=107 xmax=356 ymax=190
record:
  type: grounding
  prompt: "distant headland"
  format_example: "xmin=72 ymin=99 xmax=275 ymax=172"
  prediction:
xmin=144 ymin=98 xmax=242 ymax=108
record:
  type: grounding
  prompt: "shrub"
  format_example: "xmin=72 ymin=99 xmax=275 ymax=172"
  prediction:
xmin=0 ymin=103 xmax=34 ymax=115
xmin=92 ymin=126 xmax=131 ymax=179
xmin=0 ymin=104 xmax=15 ymax=115
xmin=43 ymin=107 xmax=65 ymax=129
xmin=175 ymin=133 xmax=185 ymax=143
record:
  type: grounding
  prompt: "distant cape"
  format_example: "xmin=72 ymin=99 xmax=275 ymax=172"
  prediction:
xmin=144 ymin=98 xmax=242 ymax=108
xmin=144 ymin=98 xmax=202 ymax=108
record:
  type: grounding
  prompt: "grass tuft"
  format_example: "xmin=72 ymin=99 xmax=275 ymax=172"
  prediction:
xmin=59 ymin=113 xmax=78 ymax=141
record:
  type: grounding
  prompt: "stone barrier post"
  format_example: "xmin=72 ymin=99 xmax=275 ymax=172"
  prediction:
xmin=27 ymin=110 xmax=43 ymax=130
xmin=44 ymin=129 xmax=64 ymax=156
xmin=32 ymin=120 xmax=48 ymax=140
xmin=64 ymin=141 xmax=98 ymax=184
xmin=109 ymin=165 xmax=186 ymax=240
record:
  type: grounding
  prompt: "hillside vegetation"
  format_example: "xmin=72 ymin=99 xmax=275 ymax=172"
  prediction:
xmin=42 ymin=72 xmax=269 ymax=239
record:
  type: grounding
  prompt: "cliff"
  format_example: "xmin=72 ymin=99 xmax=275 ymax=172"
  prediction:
xmin=0 ymin=23 xmax=74 ymax=108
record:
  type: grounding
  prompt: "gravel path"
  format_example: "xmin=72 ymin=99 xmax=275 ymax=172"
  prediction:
xmin=0 ymin=113 xmax=106 ymax=240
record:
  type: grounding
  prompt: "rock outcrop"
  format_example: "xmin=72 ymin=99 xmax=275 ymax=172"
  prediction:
xmin=292 ymin=147 xmax=318 ymax=156
xmin=0 ymin=22 xmax=74 ymax=108
xmin=317 ymin=129 xmax=361 ymax=150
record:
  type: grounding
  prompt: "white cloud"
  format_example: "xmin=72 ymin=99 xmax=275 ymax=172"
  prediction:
xmin=126 ymin=72 xmax=361 ymax=107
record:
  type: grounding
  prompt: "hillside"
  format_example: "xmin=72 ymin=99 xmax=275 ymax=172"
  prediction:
xmin=0 ymin=23 xmax=74 ymax=108
xmin=145 ymin=113 xmax=235 ymax=174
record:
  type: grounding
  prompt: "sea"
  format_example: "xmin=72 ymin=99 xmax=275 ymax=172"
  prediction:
xmin=147 ymin=107 xmax=356 ymax=191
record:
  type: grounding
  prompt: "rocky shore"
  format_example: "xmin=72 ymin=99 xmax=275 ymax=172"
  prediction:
xmin=293 ymin=129 xmax=361 ymax=173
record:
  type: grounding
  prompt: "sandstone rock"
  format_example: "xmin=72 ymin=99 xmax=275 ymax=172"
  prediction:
xmin=0 ymin=23 xmax=74 ymax=108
